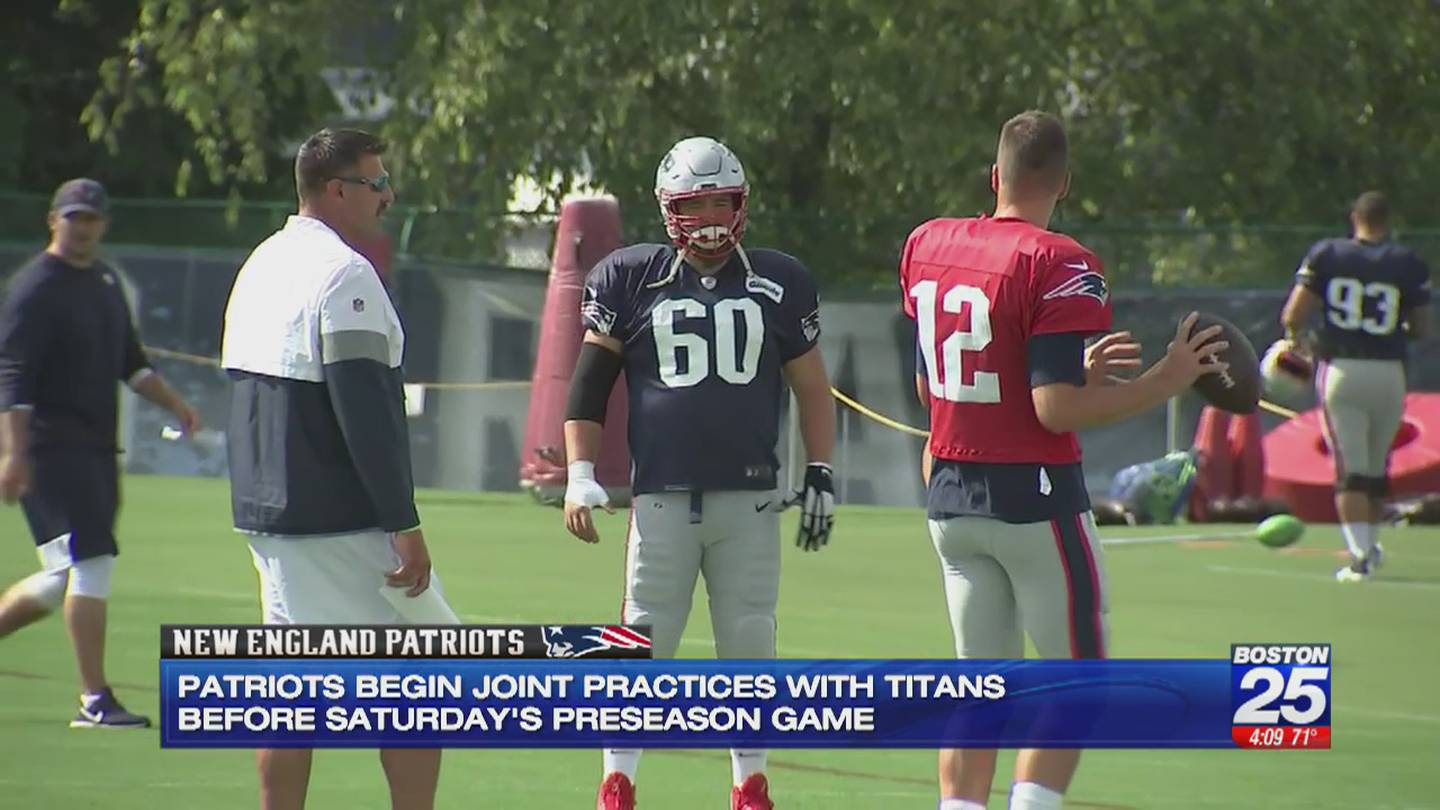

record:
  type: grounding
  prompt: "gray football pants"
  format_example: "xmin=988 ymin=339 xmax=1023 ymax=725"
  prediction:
xmin=929 ymin=511 xmax=1109 ymax=660
xmin=1317 ymin=358 xmax=1406 ymax=484
xmin=621 ymin=490 xmax=781 ymax=660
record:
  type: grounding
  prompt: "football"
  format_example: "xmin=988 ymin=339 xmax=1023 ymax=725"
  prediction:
xmin=1255 ymin=514 xmax=1305 ymax=549
xmin=1189 ymin=313 xmax=1261 ymax=414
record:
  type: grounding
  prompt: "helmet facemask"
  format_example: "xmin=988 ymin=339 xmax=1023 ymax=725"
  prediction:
xmin=660 ymin=188 xmax=749 ymax=261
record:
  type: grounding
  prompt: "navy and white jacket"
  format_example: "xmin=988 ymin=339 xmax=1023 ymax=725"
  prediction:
xmin=221 ymin=215 xmax=418 ymax=536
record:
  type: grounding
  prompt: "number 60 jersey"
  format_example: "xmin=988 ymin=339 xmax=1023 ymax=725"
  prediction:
xmin=581 ymin=243 xmax=821 ymax=494
xmin=901 ymin=215 xmax=1112 ymax=465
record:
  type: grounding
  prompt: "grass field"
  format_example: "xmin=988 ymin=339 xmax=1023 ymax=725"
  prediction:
xmin=1 ymin=475 xmax=1438 ymax=809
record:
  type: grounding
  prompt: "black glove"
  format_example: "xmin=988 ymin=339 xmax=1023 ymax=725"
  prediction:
xmin=785 ymin=462 xmax=835 ymax=551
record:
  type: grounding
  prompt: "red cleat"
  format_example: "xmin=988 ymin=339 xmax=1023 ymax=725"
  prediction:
xmin=597 ymin=772 xmax=637 ymax=810
xmin=732 ymin=774 xmax=774 ymax=810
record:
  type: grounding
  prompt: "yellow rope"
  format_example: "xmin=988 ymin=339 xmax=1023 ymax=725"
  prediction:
xmin=830 ymin=384 xmax=1301 ymax=439
xmin=145 ymin=346 xmax=220 ymax=367
xmin=829 ymin=387 xmax=930 ymax=438
xmin=1258 ymin=398 xmax=1299 ymax=420
xmin=144 ymin=344 xmax=1303 ymax=423
xmin=143 ymin=345 xmax=531 ymax=391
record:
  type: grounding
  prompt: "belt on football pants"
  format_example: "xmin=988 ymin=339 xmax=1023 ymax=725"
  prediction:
xmin=689 ymin=491 xmax=703 ymax=525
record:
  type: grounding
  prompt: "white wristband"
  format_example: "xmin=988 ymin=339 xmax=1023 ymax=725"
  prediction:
xmin=568 ymin=460 xmax=597 ymax=481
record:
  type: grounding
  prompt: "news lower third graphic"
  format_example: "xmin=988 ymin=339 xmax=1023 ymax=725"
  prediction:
xmin=158 ymin=626 xmax=1332 ymax=750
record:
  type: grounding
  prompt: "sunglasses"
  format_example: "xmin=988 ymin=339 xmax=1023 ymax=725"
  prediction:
xmin=331 ymin=172 xmax=392 ymax=193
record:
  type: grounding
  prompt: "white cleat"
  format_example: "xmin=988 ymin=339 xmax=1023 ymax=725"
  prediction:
xmin=1335 ymin=566 xmax=1370 ymax=583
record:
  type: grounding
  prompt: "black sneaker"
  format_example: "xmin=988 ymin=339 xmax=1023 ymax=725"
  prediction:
xmin=70 ymin=688 xmax=151 ymax=729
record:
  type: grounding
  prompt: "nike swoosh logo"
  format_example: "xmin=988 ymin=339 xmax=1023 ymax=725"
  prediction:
xmin=755 ymin=502 xmax=771 ymax=512
xmin=1064 ymin=261 xmax=1089 ymax=271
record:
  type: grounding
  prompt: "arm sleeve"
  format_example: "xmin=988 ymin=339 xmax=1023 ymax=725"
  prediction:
xmin=1295 ymin=242 xmax=1328 ymax=293
xmin=581 ymin=252 xmax=637 ymax=341
xmin=1028 ymin=332 xmax=1087 ymax=388
xmin=319 ymin=264 xmax=419 ymax=532
xmin=565 ymin=342 xmax=624 ymax=423
xmin=0 ymin=279 xmax=49 ymax=410
xmin=899 ymin=227 xmax=922 ymax=319
xmin=120 ymin=309 xmax=153 ymax=386
xmin=1030 ymin=249 xmax=1113 ymax=338
xmin=777 ymin=263 xmax=822 ymax=361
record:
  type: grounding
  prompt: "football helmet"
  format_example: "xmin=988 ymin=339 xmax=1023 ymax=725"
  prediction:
xmin=655 ymin=136 xmax=749 ymax=260
xmin=1260 ymin=338 xmax=1315 ymax=406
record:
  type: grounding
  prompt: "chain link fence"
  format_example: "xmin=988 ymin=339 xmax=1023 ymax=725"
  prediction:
xmin=1 ymin=192 xmax=1435 ymax=506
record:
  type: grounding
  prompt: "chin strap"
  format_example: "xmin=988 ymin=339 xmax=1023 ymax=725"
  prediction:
xmin=645 ymin=244 xmax=748 ymax=289
xmin=645 ymin=247 xmax=688 ymax=289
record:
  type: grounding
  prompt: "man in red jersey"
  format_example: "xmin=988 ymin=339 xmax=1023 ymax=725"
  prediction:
xmin=900 ymin=111 xmax=1228 ymax=810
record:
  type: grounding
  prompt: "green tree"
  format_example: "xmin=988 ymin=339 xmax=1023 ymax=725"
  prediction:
xmin=80 ymin=0 xmax=1440 ymax=286
xmin=0 ymin=0 xmax=319 ymax=204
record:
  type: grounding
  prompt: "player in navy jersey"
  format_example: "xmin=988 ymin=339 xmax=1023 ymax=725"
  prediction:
xmin=562 ymin=136 xmax=836 ymax=810
xmin=902 ymin=112 xmax=1226 ymax=810
xmin=1281 ymin=191 xmax=1431 ymax=581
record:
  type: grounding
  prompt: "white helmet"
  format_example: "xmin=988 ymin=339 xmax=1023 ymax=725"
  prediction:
xmin=655 ymin=136 xmax=749 ymax=259
xmin=1260 ymin=339 xmax=1315 ymax=408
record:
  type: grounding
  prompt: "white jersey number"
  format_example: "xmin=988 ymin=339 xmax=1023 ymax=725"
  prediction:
xmin=652 ymin=298 xmax=764 ymax=388
xmin=1326 ymin=277 xmax=1401 ymax=336
xmin=910 ymin=280 xmax=1001 ymax=404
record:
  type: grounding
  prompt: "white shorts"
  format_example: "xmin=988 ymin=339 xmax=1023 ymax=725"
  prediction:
xmin=247 ymin=531 xmax=457 ymax=625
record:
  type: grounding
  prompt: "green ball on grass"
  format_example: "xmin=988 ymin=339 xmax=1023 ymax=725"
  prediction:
xmin=1255 ymin=514 xmax=1305 ymax=548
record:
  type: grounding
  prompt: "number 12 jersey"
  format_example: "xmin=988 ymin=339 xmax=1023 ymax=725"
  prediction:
xmin=900 ymin=215 xmax=1113 ymax=466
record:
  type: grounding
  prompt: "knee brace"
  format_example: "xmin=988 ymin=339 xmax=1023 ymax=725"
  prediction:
xmin=18 ymin=569 xmax=68 ymax=610
xmin=1366 ymin=476 xmax=1390 ymax=497
xmin=1338 ymin=474 xmax=1372 ymax=494
xmin=68 ymin=554 xmax=116 ymax=599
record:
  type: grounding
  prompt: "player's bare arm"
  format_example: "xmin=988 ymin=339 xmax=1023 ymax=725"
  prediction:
xmin=1085 ymin=331 xmax=1143 ymax=385
xmin=0 ymin=409 xmax=30 ymax=503
xmin=1280 ymin=284 xmax=1321 ymax=342
xmin=914 ymin=374 xmax=932 ymax=486
xmin=782 ymin=347 xmax=835 ymax=466
xmin=562 ymin=330 xmax=623 ymax=544
xmin=388 ymin=529 xmax=432 ymax=597
xmin=1032 ymin=313 xmax=1227 ymax=434
xmin=782 ymin=346 xmax=837 ymax=551
xmin=130 ymin=373 xmax=202 ymax=434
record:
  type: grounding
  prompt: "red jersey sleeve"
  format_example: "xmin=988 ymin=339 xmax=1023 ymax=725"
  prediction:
xmin=899 ymin=225 xmax=923 ymax=320
xmin=1030 ymin=248 xmax=1113 ymax=337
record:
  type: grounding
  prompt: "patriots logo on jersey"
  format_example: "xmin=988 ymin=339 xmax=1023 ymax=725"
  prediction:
xmin=580 ymin=286 xmax=618 ymax=335
xmin=1042 ymin=271 xmax=1109 ymax=304
xmin=541 ymin=625 xmax=652 ymax=658
xmin=800 ymin=308 xmax=821 ymax=342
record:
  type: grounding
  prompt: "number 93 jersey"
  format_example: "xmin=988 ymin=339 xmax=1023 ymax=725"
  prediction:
xmin=1295 ymin=238 xmax=1431 ymax=361
xmin=900 ymin=216 xmax=1112 ymax=465
xmin=581 ymin=244 xmax=822 ymax=494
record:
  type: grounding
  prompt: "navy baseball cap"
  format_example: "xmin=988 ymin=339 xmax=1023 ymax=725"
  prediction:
xmin=50 ymin=179 xmax=110 ymax=217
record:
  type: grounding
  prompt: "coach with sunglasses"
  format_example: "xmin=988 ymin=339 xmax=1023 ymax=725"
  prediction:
xmin=220 ymin=128 xmax=455 ymax=810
